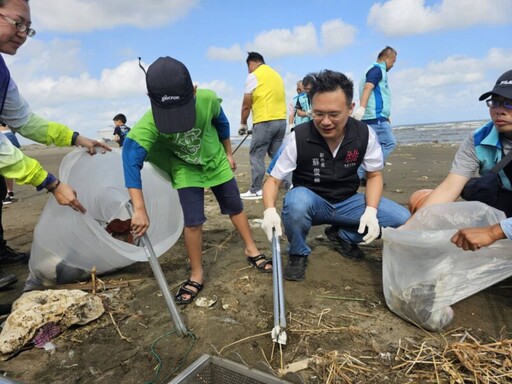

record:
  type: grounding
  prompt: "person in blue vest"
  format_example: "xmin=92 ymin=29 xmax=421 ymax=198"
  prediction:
xmin=112 ymin=113 xmax=130 ymax=147
xmin=260 ymin=69 xmax=410 ymax=281
xmin=293 ymin=74 xmax=315 ymax=125
xmin=0 ymin=0 xmax=109 ymax=290
xmin=353 ymin=46 xmax=398 ymax=186
xmin=411 ymin=70 xmax=512 ymax=251
xmin=288 ymin=80 xmax=303 ymax=131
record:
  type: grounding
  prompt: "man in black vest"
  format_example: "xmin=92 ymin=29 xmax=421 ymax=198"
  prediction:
xmin=261 ymin=70 xmax=410 ymax=281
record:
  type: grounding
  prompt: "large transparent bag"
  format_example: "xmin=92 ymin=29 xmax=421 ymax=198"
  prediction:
xmin=27 ymin=149 xmax=183 ymax=288
xmin=382 ymin=201 xmax=511 ymax=331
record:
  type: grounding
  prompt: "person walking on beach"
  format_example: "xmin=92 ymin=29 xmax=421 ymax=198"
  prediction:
xmin=239 ymin=52 xmax=287 ymax=200
xmin=123 ymin=56 xmax=271 ymax=305
xmin=353 ymin=46 xmax=397 ymax=186
xmin=0 ymin=0 xmax=110 ymax=290
xmin=409 ymin=70 xmax=512 ymax=251
xmin=288 ymin=80 xmax=304 ymax=131
xmin=260 ymin=69 xmax=410 ymax=281
xmin=112 ymin=113 xmax=130 ymax=147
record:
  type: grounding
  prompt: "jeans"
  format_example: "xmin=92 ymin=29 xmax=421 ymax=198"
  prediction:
xmin=249 ymin=119 xmax=286 ymax=192
xmin=281 ymin=186 xmax=410 ymax=256
xmin=358 ymin=120 xmax=396 ymax=180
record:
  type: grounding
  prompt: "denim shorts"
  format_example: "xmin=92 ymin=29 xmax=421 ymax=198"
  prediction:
xmin=177 ymin=178 xmax=244 ymax=227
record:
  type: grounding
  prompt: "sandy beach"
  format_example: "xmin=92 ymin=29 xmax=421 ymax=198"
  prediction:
xmin=0 ymin=143 xmax=510 ymax=383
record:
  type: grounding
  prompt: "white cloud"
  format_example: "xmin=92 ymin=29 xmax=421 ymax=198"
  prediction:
xmin=391 ymin=48 xmax=512 ymax=123
xmin=247 ymin=23 xmax=319 ymax=58
xmin=368 ymin=0 xmax=512 ymax=37
xmin=321 ymin=19 xmax=357 ymax=52
xmin=206 ymin=44 xmax=245 ymax=61
xmin=31 ymin=0 xmax=199 ymax=32
xmin=208 ymin=19 xmax=357 ymax=61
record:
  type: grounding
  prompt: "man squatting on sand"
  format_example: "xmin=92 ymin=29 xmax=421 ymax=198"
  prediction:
xmin=260 ymin=69 xmax=410 ymax=282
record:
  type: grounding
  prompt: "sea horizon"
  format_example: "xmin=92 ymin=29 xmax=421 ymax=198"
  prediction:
xmin=231 ymin=118 xmax=489 ymax=147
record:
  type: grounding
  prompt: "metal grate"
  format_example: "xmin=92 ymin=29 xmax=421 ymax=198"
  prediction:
xmin=168 ymin=354 xmax=292 ymax=384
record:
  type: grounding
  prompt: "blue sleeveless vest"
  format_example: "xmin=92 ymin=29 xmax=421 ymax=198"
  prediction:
xmin=0 ymin=55 xmax=10 ymax=116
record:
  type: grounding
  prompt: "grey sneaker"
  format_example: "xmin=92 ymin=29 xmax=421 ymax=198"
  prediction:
xmin=240 ymin=189 xmax=263 ymax=200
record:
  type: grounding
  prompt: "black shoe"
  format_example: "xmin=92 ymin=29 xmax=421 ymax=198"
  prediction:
xmin=0 ymin=245 xmax=30 ymax=264
xmin=284 ymin=255 xmax=308 ymax=281
xmin=324 ymin=226 xmax=365 ymax=260
xmin=0 ymin=302 xmax=12 ymax=315
xmin=0 ymin=270 xmax=17 ymax=289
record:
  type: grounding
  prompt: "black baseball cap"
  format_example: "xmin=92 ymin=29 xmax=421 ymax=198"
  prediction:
xmin=146 ymin=56 xmax=195 ymax=134
xmin=479 ymin=70 xmax=512 ymax=101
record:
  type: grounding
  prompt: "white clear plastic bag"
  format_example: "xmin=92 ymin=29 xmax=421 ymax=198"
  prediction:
xmin=27 ymin=148 xmax=184 ymax=288
xmin=382 ymin=201 xmax=512 ymax=331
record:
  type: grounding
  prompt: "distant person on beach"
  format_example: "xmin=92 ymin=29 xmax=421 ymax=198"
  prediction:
xmin=293 ymin=73 xmax=314 ymax=125
xmin=239 ymin=52 xmax=287 ymax=200
xmin=112 ymin=113 xmax=130 ymax=147
xmin=260 ymin=69 xmax=410 ymax=281
xmin=0 ymin=122 xmax=19 ymax=204
xmin=0 ymin=0 xmax=110 ymax=290
xmin=410 ymin=69 xmax=512 ymax=251
xmin=353 ymin=46 xmax=397 ymax=186
xmin=123 ymin=56 xmax=271 ymax=305
xmin=288 ymin=80 xmax=303 ymax=131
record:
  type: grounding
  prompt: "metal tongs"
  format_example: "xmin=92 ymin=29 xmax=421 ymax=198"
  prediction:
xmin=271 ymin=229 xmax=287 ymax=345
xmin=125 ymin=201 xmax=188 ymax=336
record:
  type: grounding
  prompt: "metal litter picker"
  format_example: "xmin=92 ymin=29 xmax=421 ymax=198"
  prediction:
xmin=271 ymin=229 xmax=287 ymax=345
xmin=232 ymin=130 xmax=251 ymax=155
xmin=125 ymin=202 xmax=188 ymax=336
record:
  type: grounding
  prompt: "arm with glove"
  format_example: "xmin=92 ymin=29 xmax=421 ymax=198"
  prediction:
xmin=357 ymin=171 xmax=384 ymax=244
xmin=261 ymin=176 xmax=283 ymax=242
xmin=352 ymin=82 xmax=374 ymax=120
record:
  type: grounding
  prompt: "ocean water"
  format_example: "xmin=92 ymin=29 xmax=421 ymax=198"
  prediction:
xmin=231 ymin=119 xmax=489 ymax=148
xmin=393 ymin=119 xmax=488 ymax=145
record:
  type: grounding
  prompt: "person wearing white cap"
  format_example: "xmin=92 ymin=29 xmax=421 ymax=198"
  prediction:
xmin=123 ymin=56 xmax=272 ymax=305
xmin=410 ymin=69 xmax=512 ymax=251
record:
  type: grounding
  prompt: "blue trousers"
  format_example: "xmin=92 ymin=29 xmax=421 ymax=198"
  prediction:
xmin=358 ymin=120 xmax=396 ymax=179
xmin=281 ymin=186 xmax=410 ymax=256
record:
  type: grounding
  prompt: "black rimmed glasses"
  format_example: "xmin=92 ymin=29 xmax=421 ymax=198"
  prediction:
xmin=312 ymin=111 xmax=344 ymax=122
xmin=0 ymin=14 xmax=36 ymax=37
xmin=486 ymin=99 xmax=512 ymax=110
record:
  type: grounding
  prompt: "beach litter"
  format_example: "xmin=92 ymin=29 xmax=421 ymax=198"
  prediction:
xmin=0 ymin=290 xmax=104 ymax=360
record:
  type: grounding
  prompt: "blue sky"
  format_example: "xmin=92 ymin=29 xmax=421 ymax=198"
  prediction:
xmin=5 ymin=0 xmax=512 ymax=143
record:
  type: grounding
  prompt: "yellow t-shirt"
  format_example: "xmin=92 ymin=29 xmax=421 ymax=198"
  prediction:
xmin=251 ymin=65 xmax=286 ymax=124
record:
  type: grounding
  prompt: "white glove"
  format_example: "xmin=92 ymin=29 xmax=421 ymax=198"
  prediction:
xmin=357 ymin=206 xmax=380 ymax=244
xmin=261 ymin=207 xmax=282 ymax=242
xmin=238 ymin=124 xmax=248 ymax=136
xmin=306 ymin=110 xmax=313 ymax=118
xmin=352 ymin=106 xmax=366 ymax=120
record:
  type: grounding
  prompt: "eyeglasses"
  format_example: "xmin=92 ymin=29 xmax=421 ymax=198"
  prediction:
xmin=0 ymin=14 xmax=36 ymax=37
xmin=486 ymin=99 xmax=512 ymax=110
xmin=312 ymin=111 xmax=344 ymax=121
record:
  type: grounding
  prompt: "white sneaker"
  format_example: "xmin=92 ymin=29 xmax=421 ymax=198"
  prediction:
xmin=240 ymin=189 xmax=263 ymax=200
